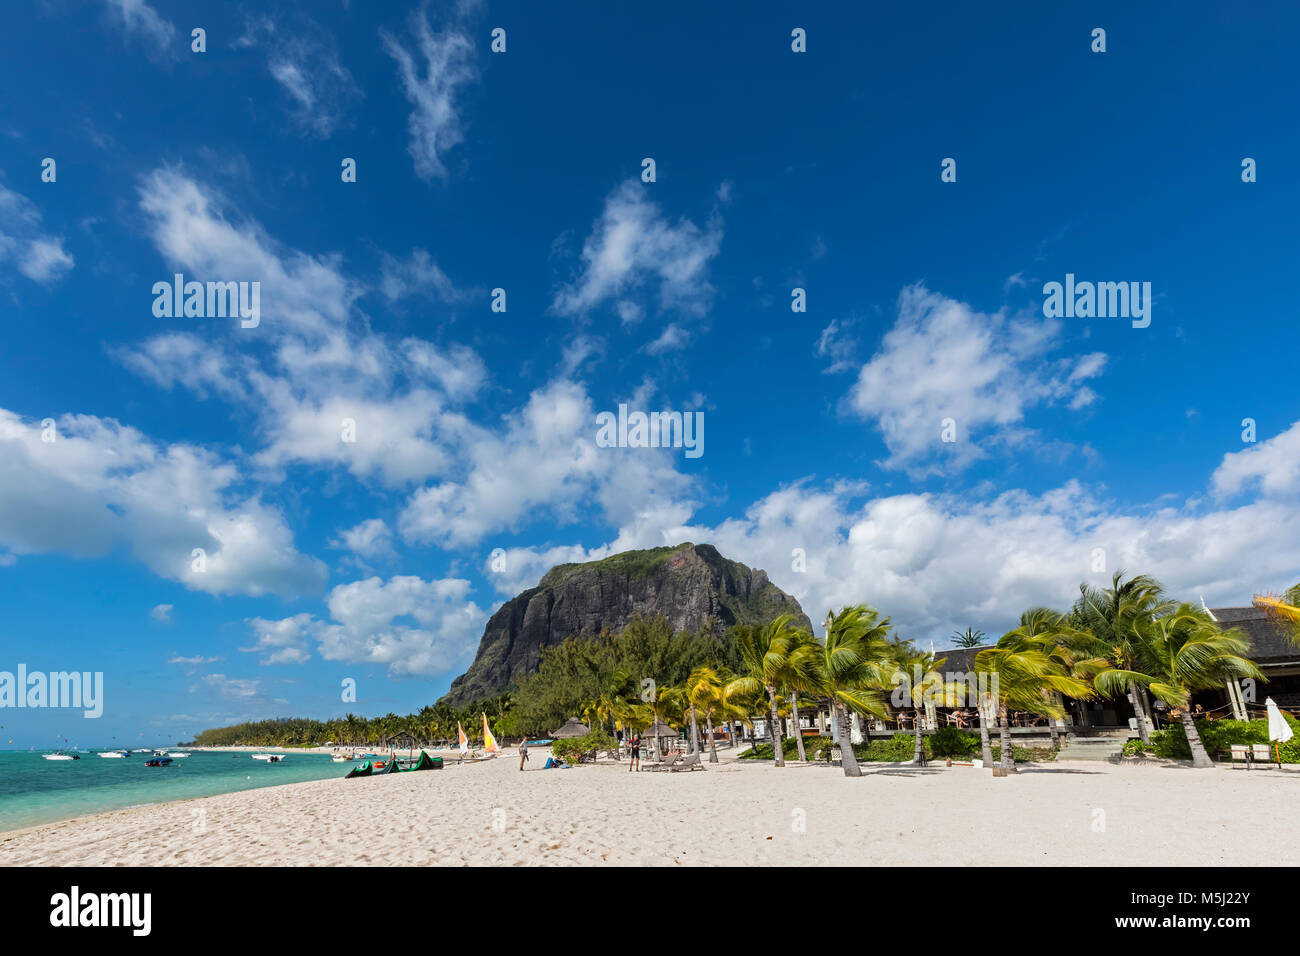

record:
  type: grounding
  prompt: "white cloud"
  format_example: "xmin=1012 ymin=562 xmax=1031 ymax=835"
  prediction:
xmin=0 ymin=408 xmax=327 ymax=598
xmin=847 ymin=284 xmax=1106 ymax=474
xmin=1212 ymin=420 xmax=1300 ymax=499
xmin=381 ymin=8 xmax=478 ymax=180
xmin=243 ymin=612 xmax=316 ymax=665
xmin=151 ymin=603 xmax=173 ymax=622
xmin=399 ymin=379 xmax=696 ymax=547
xmin=552 ymin=180 xmax=723 ymax=321
xmin=236 ymin=16 xmax=363 ymax=137
xmin=642 ymin=323 xmax=690 ymax=355
xmin=200 ymin=674 xmax=263 ymax=700
xmin=379 ymin=248 xmax=461 ymax=303
xmin=256 ymin=576 xmax=488 ymax=677
xmin=103 ymin=0 xmax=175 ymax=59
xmin=0 ymin=183 xmax=74 ymax=284
xmin=331 ymin=518 xmax=394 ymax=560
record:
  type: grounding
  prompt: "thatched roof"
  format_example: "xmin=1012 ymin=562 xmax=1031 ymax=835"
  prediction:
xmin=550 ymin=717 xmax=590 ymax=738
xmin=641 ymin=720 xmax=680 ymax=739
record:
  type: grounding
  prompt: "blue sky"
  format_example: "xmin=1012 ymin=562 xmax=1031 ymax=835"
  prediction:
xmin=2 ymin=0 xmax=1298 ymax=747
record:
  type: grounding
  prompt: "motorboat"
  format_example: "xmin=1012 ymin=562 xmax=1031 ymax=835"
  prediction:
xmin=97 ymin=750 xmax=129 ymax=758
xmin=251 ymin=753 xmax=285 ymax=762
xmin=43 ymin=752 xmax=79 ymax=761
xmin=145 ymin=757 xmax=173 ymax=767
xmin=167 ymin=752 xmax=190 ymax=758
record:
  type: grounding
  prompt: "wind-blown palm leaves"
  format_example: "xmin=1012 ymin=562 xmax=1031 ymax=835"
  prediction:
xmin=811 ymin=605 xmax=896 ymax=777
xmin=888 ymin=648 xmax=968 ymax=764
xmin=1254 ymin=585 xmax=1300 ymax=646
xmin=981 ymin=611 xmax=1096 ymax=772
xmin=1071 ymin=572 xmax=1171 ymax=743
xmin=1095 ymin=604 xmax=1261 ymax=767
xmin=732 ymin=615 xmax=814 ymax=767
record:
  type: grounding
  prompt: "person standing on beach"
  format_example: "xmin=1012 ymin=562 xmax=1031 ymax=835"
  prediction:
xmin=628 ymin=732 xmax=641 ymax=772
xmin=518 ymin=737 xmax=529 ymax=770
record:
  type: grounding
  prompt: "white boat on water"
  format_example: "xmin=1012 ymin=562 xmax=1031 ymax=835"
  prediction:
xmin=98 ymin=750 xmax=129 ymax=758
xmin=43 ymin=752 xmax=79 ymax=761
xmin=251 ymin=753 xmax=285 ymax=762
xmin=167 ymin=752 xmax=190 ymax=758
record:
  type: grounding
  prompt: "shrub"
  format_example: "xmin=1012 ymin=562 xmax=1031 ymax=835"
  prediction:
xmin=550 ymin=728 xmax=619 ymax=764
xmin=929 ymin=726 xmax=981 ymax=758
xmin=1152 ymin=715 xmax=1300 ymax=763
xmin=1122 ymin=739 xmax=1153 ymax=757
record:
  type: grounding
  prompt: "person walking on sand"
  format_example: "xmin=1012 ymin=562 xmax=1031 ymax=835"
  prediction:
xmin=518 ymin=737 xmax=529 ymax=770
xmin=628 ymin=732 xmax=641 ymax=772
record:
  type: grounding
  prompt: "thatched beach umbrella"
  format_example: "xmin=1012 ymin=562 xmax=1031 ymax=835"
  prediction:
xmin=550 ymin=717 xmax=590 ymax=739
xmin=642 ymin=720 xmax=681 ymax=758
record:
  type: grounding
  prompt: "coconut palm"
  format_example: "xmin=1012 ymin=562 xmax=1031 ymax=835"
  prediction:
xmin=999 ymin=608 xmax=1107 ymax=750
xmin=685 ymin=667 xmax=724 ymax=762
xmin=808 ymin=606 xmax=895 ymax=777
xmin=1071 ymin=572 xmax=1172 ymax=743
xmin=951 ymin=627 xmax=986 ymax=648
xmin=977 ymin=638 xmax=1093 ymax=773
xmin=733 ymin=615 xmax=814 ymax=767
xmin=889 ymin=647 xmax=969 ymax=764
xmin=1096 ymin=604 xmax=1262 ymax=768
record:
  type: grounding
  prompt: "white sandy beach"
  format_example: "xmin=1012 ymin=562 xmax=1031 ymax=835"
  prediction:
xmin=3 ymin=748 xmax=1296 ymax=866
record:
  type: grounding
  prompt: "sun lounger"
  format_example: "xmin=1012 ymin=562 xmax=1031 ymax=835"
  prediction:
xmin=643 ymin=753 xmax=684 ymax=772
xmin=668 ymin=753 xmax=704 ymax=772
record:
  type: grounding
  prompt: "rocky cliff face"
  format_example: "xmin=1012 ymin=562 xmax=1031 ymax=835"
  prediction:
xmin=440 ymin=542 xmax=810 ymax=705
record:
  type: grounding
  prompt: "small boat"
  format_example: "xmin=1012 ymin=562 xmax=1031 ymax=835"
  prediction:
xmin=251 ymin=754 xmax=285 ymax=763
xmin=43 ymin=752 xmax=79 ymax=761
xmin=98 ymin=750 xmax=129 ymax=758
xmin=132 ymin=748 xmax=152 ymax=753
xmin=167 ymin=752 xmax=190 ymax=758
xmin=145 ymin=757 xmax=173 ymax=767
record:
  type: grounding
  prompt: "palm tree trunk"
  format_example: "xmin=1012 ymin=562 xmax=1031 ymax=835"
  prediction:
xmin=836 ymin=702 xmax=862 ymax=777
xmin=1128 ymin=681 xmax=1151 ymax=744
xmin=913 ymin=705 xmax=924 ymax=764
xmin=999 ymin=707 xmax=1015 ymax=771
xmin=706 ymin=717 xmax=718 ymax=763
xmin=1180 ymin=709 xmax=1214 ymax=768
xmin=790 ymin=692 xmax=808 ymax=762
xmin=977 ymin=696 xmax=994 ymax=768
xmin=766 ymin=686 xmax=785 ymax=767
xmin=689 ymin=704 xmax=700 ymax=755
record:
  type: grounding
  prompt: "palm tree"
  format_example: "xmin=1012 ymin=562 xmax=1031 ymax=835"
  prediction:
xmin=1072 ymin=572 xmax=1171 ymax=743
xmin=809 ymin=606 xmax=895 ymax=777
xmin=889 ymin=646 xmax=968 ymax=764
xmin=685 ymin=667 xmax=724 ymax=762
xmin=999 ymin=608 xmax=1107 ymax=751
xmin=1096 ymin=604 xmax=1262 ymax=768
xmin=951 ymin=627 xmax=986 ymax=648
xmin=733 ymin=615 xmax=813 ymax=767
xmin=977 ymin=638 xmax=1092 ymax=773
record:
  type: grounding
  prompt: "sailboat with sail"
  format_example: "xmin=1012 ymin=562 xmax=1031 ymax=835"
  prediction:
xmin=482 ymin=712 xmax=500 ymax=756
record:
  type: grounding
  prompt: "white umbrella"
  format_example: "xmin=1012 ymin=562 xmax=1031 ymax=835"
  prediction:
xmin=1265 ymin=697 xmax=1293 ymax=767
xmin=1266 ymin=697 xmax=1294 ymax=742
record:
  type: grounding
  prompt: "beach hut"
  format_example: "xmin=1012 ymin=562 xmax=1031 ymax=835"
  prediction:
xmin=550 ymin=718 xmax=590 ymax=739
xmin=642 ymin=720 xmax=681 ymax=760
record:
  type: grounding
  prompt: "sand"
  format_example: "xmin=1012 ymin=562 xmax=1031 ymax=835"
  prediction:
xmin=3 ymin=748 xmax=1296 ymax=866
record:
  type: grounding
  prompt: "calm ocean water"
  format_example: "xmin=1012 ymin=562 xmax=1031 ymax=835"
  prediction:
xmin=0 ymin=749 xmax=349 ymax=832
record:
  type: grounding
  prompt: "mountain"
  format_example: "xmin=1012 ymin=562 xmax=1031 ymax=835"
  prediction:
xmin=440 ymin=542 xmax=811 ymax=705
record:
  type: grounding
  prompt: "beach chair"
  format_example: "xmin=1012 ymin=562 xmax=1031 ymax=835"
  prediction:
xmin=1252 ymin=744 xmax=1276 ymax=769
xmin=642 ymin=753 xmax=683 ymax=772
xmin=668 ymin=752 xmax=704 ymax=772
xmin=1229 ymin=744 xmax=1252 ymax=769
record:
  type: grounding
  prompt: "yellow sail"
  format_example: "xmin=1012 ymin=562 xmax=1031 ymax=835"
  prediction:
xmin=457 ymin=721 xmax=469 ymax=754
xmin=482 ymin=712 xmax=499 ymax=754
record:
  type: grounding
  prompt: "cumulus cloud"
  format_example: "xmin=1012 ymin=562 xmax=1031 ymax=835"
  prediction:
xmin=399 ymin=379 xmax=696 ymax=547
xmin=381 ymin=7 xmax=478 ymax=181
xmin=151 ymin=603 xmax=173 ymax=622
xmin=486 ymin=420 xmax=1300 ymax=645
xmin=1212 ymin=419 xmax=1300 ymax=499
xmin=847 ymin=284 xmax=1107 ymax=475
xmin=331 ymin=518 xmax=394 ymax=560
xmin=0 ymin=408 xmax=327 ymax=598
xmin=255 ymin=576 xmax=488 ymax=677
xmin=0 ymin=183 xmax=74 ymax=283
xmin=552 ymin=180 xmax=723 ymax=322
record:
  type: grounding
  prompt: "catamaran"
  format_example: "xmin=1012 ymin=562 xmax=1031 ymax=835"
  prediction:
xmin=482 ymin=713 xmax=500 ymax=755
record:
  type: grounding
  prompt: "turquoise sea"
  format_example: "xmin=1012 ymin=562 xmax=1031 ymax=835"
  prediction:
xmin=0 ymin=750 xmax=349 ymax=832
